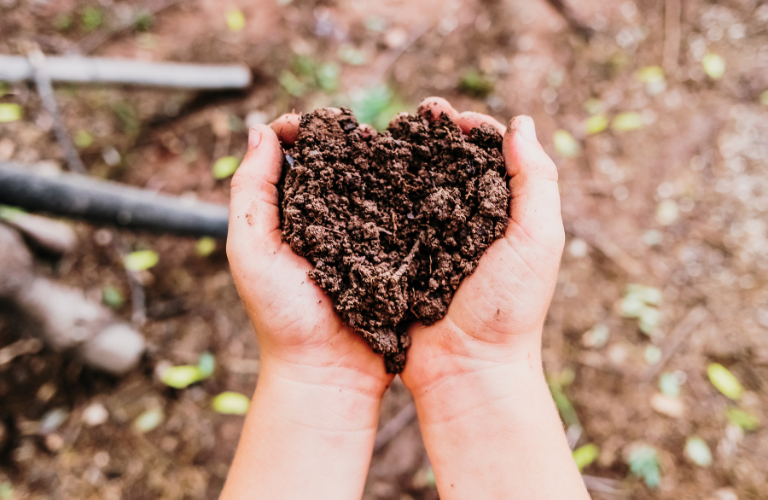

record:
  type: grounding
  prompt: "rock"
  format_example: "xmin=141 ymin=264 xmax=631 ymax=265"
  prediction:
xmin=649 ymin=393 xmax=685 ymax=418
xmin=79 ymin=324 xmax=145 ymax=375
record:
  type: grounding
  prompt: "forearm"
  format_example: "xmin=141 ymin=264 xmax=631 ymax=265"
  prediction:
xmin=413 ymin=349 xmax=590 ymax=500
xmin=220 ymin=359 xmax=383 ymax=500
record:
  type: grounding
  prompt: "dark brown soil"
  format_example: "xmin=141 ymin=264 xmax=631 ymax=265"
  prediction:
xmin=280 ymin=109 xmax=510 ymax=373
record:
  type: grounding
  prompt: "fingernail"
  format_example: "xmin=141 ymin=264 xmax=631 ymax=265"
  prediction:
xmin=513 ymin=116 xmax=537 ymax=142
xmin=248 ymin=126 xmax=262 ymax=150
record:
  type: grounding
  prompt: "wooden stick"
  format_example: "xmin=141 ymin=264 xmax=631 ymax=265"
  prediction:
xmin=28 ymin=49 xmax=87 ymax=174
xmin=373 ymin=402 xmax=417 ymax=452
xmin=0 ymin=54 xmax=251 ymax=90
xmin=642 ymin=306 xmax=708 ymax=381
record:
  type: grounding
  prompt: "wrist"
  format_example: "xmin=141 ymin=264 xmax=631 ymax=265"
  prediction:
xmin=257 ymin=356 xmax=387 ymax=432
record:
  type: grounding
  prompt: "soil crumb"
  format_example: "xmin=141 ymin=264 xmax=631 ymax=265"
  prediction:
xmin=280 ymin=108 xmax=509 ymax=373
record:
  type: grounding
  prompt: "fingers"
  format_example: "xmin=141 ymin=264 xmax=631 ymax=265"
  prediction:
xmin=456 ymin=111 xmax=506 ymax=135
xmin=228 ymin=124 xmax=286 ymax=256
xmin=270 ymin=113 xmax=301 ymax=145
xmin=417 ymin=97 xmax=505 ymax=136
xmin=502 ymin=115 xmax=564 ymax=251
xmin=417 ymin=97 xmax=459 ymax=122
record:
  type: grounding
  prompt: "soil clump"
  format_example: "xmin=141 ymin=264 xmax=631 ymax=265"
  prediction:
xmin=280 ymin=108 xmax=509 ymax=373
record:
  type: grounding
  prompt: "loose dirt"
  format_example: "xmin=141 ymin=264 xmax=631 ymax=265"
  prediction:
xmin=280 ymin=108 xmax=510 ymax=373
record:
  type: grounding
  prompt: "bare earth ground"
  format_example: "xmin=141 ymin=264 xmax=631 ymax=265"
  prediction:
xmin=0 ymin=0 xmax=767 ymax=498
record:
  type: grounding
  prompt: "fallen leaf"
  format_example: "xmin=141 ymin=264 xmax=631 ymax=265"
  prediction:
xmin=707 ymin=363 xmax=743 ymax=400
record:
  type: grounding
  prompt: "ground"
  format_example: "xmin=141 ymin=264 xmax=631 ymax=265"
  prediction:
xmin=0 ymin=0 xmax=767 ymax=499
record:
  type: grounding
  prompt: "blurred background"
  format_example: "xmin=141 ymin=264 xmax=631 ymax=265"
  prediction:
xmin=0 ymin=0 xmax=767 ymax=498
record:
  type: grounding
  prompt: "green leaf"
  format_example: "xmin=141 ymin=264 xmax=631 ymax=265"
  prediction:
xmin=338 ymin=44 xmax=369 ymax=66
xmin=316 ymin=63 xmax=340 ymax=92
xmin=81 ymin=6 xmax=104 ymax=32
xmin=0 ymin=205 xmax=26 ymax=220
xmin=161 ymin=366 xmax=201 ymax=389
xmin=74 ymin=130 xmax=94 ymax=148
xmin=645 ymin=345 xmax=662 ymax=364
xmin=459 ymin=70 xmax=495 ymax=98
xmin=0 ymin=482 xmax=13 ymax=500
xmin=584 ymin=115 xmax=608 ymax=135
xmin=620 ymin=296 xmax=646 ymax=318
xmin=708 ymin=363 xmax=743 ymax=400
xmin=702 ymin=53 xmax=725 ymax=79
xmin=573 ymin=443 xmax=600 ymax=471
xmin=197 ymin=352 xmax=215 ymax=379
xmin=726 ymin=408 xmax=760 ymax=431
xmin=761 ymin=90 xmax=768 ymax=106
xmin=548 ymin=384 xmax=580 ymax=428
xmin=0 ymin=103 xmax=22 ymax=123
xmin=659 ymin=372 xmax=680 ymax=398
xmin=102 ymin=286 xmax=125 ymax=309
xmin=348 ymin=85 xmax=401 ymax=131
xmin=124 ymin=250 xmax=159 ymax=272
xmin=582 ymin=98 xmax=603 ymax=115
xmin=639 ymin=307 xmax=661 ymax=335
xmin=553 ymin=130 xmax=580 ymax=158
xmin=213 ymin=156 xmax=240 ymax=180
xmin=279 ymin=70 xmax=307 ymax=97
xmin=225 ymin=8 xmax=245 ymax=32
xmin=612 ymin=112 xmax=643 ymax=132
xmin=133 ymin=407 xmax=164 ymax=433
xmin=196 ymin=237 xmax=217 ymax=257
xmin=212 ymin=391 xmax=250 ymax=415
xmin=627 ymin=445 xmax=661 ymax=489
xmin=636 ymin=66 xmax=665 ymax=84
xmin=626 ymin=284 xmax=662 ymax=305
xmin=685 ymin=436 xmax=712 ymax=467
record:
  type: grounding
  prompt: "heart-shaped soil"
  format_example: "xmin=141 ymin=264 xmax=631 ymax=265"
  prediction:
xmin=280 ymin=108 xmax=510 ymax=373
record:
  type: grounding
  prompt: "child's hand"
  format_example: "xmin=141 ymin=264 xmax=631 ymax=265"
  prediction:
xmin=226 ymin=120 xmax=393 ymax=400
xmin=399 ymin=97 xmax=565 ymax=408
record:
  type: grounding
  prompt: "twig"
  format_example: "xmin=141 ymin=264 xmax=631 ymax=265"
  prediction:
xmin=544 ymin=0 xmax=594 ymax=41
xmin=391 ymin=237 xmax=421 ymax=282
xmin=663 ymin=0 xmax=682 ymax=75
xmin=72 ymin=0 xmax=186 ymax=55
xmin=27 ymin=49 xmax=87 ymax=174
xmin=582 ymin=475 xmax=625 ymax=495
xmin=642 ymin=306 xmax=708 ymax=381
xmin=564 ymin=222 xmax=643 ymax=277
xmin=0 ymin=338 xmax=43 ymax=367
xmin=373 ymin=402 xmax=417 ymax=452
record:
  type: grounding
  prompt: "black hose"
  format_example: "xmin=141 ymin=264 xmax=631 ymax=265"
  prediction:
xmin=0 ymin=163 xmax=229 ymax=238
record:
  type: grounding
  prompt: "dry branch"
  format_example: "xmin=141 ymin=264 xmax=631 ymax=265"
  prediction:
xmin=0 ymin=54 xmax=251 ymax=90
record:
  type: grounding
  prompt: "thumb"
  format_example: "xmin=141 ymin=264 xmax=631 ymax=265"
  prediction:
xmin=502 ymin=116 xmax=565 ymax=251
xmin=228 ymin=124 xmax=285 ymax=257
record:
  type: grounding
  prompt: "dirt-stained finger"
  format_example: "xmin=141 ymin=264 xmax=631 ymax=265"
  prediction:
xmin=417 ymin=97 xmax=459 ymax=122
xmin=456 ymin=111 xmax=506 ymax=136
xmin=270 ymin=113 xmax=301 ymax=145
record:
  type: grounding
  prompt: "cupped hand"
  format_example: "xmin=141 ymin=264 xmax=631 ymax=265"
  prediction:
xmin=400 ymin=97 xmax=565 ymax=397
xmin=226 ymin=117 xmax=393 ymax=396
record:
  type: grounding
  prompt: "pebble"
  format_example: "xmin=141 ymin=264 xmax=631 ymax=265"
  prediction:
xmin=79 ymin=324 xmax=145 ymax=375
xmin=82 ymin=403 xmax=109 ymax=427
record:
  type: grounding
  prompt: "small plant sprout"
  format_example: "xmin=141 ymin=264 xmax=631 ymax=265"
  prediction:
xmin=726 ymin=408 xmax=760 ymax=432
xmin=611 ymin=112 xmax=644 ymax=132
xmin=225 ymin=8 xmax=245 ymax=32
xmin=702 ymin=53 xmax=725 ymax=80
xmin=582 ymin=323 xmax=610 ymax=349
xmin=553 ymin=130 xmax=580 ymax=158
xmin=124 ymin=250 xmax=159 ymax=272
xmin=133 ymin=407 xmax=164 ymax=433
xmin=636 ymin=66 xmax=666 ymax=95
xmin=685 ymin=437 xmax=712 ymax=467
xmin=620 ymin=284 xmax=662 ymax=336
xmin=659 ymin=372 xmax=680 ymax=398
xmin=160 ymin=352 xmax=216 ymax=389
xmin=707 ymin=363 xmax=744 ymax=400
xmin=584 ymin=115 xmax=609 ymax=135
xmin=627 ymin=445 xmax=661 ymax=489
xmin=573 ymin=443 xmax=600 ymax=472
xmin=213 ymin=156 xmax=240 ymax=180
xmin=0 ymin=103 xmax=22 ymax=123
xmin=212 ymin=392 xmax=250 ymax=415
xmin=196 ymin=237 xmax=217 ymax=257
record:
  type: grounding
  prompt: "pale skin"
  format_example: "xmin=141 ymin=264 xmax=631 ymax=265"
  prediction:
xmin=221 ymin=97 xmax=591 ymax=500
